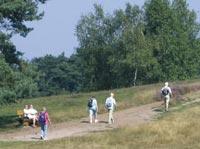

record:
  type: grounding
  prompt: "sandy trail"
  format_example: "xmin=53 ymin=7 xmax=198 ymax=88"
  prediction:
xmin=0 ymin=101 xmax=164 ymax=141
xmin=1 ymin=97 xmax=200 ymax=142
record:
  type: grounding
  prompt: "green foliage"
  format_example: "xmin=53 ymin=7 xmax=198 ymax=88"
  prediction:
xmin=0 ymin=56 xmax=40 ymax=104
xmin=110 ymin=3 xmax=157 ymax=86
xmin=75 ymin=1 xmax=200 ymax=91
xmin=76 ymin=4 xmax=155 ymax=90
xmin=32 ymin=53 xmax=81 ymax=96
xmin=76 ymin=4 xmax=112 ymax=90
xmin=0 ymin=0 xmax=49 ymax=104
xmin=0 ymin=0 xmax=200 ymax=103
xmin=0 ymin=0 xmax=47 ymax=36
xmin=0 ymin=89 xmax=16 ymax=105
xmin=0 ymin=0 xmax=48 ymax=68
xmin=0 ymin=57 xmax=17 ymax=104
xmin=14 ymin=63 xmax=39 ymax=99
xmin=144 ymin=0 xmax=200 ymax=81
xmin=0 ymin=56 xmax=15 ymax=88
xmin=0 ymin=32 xmax=22 ymax=67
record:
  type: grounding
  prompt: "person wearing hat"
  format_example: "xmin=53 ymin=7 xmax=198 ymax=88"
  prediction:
xmin=161 ymin=82 xmax=173 ymax=112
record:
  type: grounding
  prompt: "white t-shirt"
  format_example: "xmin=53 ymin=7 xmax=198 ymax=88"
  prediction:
xmin=105 ymin=97 xmax=116 ymax=110
xmin=161 ymin=86 xmax=172 ymax=96
xmin=23 ymin=108 xmax=29 ymax=117
xmin=27 ymin=108 xmax=38 ymax=119
xmin=90 ymin=98 xmax=98 ymax=110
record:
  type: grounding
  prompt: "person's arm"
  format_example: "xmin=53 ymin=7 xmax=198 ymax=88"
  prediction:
xmin=46 ymin=113 xmax=51 ymax=125
xmin=24 ymin=109 xmax=29 ymax=117
xmin=160 ymin=88 xmax=163 ymax=98
xmin=105 ymin=98 xmax=108 ymax=109
xmin=95 ymin=100 xmax=98 ymax=112
xmin=34 ymin=109 xmax=38 ymax=114
xmin=24 ymin=109 xmax=27 ymax=114
xmin=96 ymin=101 xmax=98 ymax=112
xmin=114 ymin=99 xmax=117 ymax=109
xmin=96 ymin=106 xmax=98 ymax=112
xmin=169 ymin=91 xmax=173 ymax=97
xmin=169 ymin=87 xmax=173 ymax=97
xmin=48 ymin=118 xmax=51 ymax=125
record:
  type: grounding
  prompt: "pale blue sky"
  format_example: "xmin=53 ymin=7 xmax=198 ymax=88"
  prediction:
xmin=11 ymin=0 xmax=200 ymax=60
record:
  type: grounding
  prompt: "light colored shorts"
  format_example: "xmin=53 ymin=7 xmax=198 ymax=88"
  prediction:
xmin=89 ymin=109 xmax=97 ymax=116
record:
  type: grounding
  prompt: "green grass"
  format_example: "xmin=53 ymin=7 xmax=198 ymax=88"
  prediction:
xmin=0 ymin=83 xmax=160 ymax=132
xmin=1 ymin=80 xmax=200 ymax=148
xmin=2 ymin=103 xmax=200 ymax=149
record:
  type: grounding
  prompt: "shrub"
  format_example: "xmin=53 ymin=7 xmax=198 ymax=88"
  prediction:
xmin=0 ymin=88 xmax=16 ymax=105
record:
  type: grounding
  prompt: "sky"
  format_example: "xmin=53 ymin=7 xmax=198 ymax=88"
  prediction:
xmin=11 ymin=0 xmax=200 ymax=60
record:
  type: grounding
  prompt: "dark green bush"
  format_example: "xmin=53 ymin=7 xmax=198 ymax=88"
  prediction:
xmin=0 ymin=89 xmax=16 ymax=105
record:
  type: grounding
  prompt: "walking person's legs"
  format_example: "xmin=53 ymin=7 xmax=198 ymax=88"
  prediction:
xmin=111 ymin=110 xmax=114 ymax=123
xmin=108 ymin=109 xmax=113 ymax=124
xmin=165 ymin=97 xmax=170 ymax=111
xmin=89 ymin=109 xmax=93 ymax=123
xmin=41 ymin=124 xmax=48 ymax=140
xmin=43 ymin=124 xmax=48 ymax=139
xmin=164 ymin=96 xmax=170 ymax=111
xmin=40 ymin=125 xmax=45 ymax=139
xmin=94 ymin=109 xmax=98 ymax=123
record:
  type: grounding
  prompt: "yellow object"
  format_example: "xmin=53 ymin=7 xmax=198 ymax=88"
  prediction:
xmin=16 ymin=110 xmax=30 ymax=126
xmin=17 ymin=110 xmax=24 ymax=118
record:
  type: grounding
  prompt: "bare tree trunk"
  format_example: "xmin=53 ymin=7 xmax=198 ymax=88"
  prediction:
xmin=133 ymin=68 xmax=137 ymax=86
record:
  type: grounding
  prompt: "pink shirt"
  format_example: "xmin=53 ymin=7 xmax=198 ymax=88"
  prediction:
xmin=39 ymin=111 xmax=50 ymax=125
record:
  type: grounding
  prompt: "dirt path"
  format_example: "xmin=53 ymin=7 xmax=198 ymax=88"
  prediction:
xmin=0 ymin=99 xmax=199 ymax=142
xmin=0 ymin=101 xmax=163 ymax=141
xmin=0 ymin=99 xmax=200 ymax=141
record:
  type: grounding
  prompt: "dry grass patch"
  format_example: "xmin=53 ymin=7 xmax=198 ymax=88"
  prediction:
xmin=116 ymin=104 xmax=200 ymax=148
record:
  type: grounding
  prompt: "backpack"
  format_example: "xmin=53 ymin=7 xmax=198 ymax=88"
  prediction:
xmin=88 ymin=99 xmax=93 ymax=108
xmin=106 ymin=98 xmax=112 ymax=108
xmin=162 ymin=88 xmax=169 ymax=96
xmin=39 ymin=112 xmax=46 ymax=123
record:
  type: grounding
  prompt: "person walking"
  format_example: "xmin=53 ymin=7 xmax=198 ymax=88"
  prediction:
xmin=38 ymin=107 xmax=51 ymax=140
xmin=161 ymin=82 xmax=173 ymax=112
xmin=105 ymin=92 xmax=116 ymax=124
xmin=88 ymin=96 xmax=98 ymax=124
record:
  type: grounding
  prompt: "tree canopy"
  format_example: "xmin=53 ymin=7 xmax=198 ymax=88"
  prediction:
xmin=0 ymin=0 xmax=200 ymax=104
xmin=75 ymin=0 xmax=200 ymax=91
xmin=0 ymin=0 xmax=48 ymax=104
xmin=0 ymin=0 xmax=48 ymax=66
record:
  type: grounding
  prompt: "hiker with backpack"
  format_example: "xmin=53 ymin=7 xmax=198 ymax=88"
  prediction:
xmin=88 ymin=96 xmax=98 ymax=124
xmin=105 ymin=92 xmax=116 ymax=124
xmin=161 ymin=82 xmax=173 ymax=112
xmin=38 ymin=107 xmax=51 ymax=140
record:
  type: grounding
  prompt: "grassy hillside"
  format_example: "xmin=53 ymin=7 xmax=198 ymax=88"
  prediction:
xmin=1 ymin=94 xmax=200 ymax=149
xmin=1 ymin=80 xmax=200 ymax=148
xmin=1 ymin=80 xmax=200 ymax=132
xmin=0 ymin=82 xmax=162 ymax=132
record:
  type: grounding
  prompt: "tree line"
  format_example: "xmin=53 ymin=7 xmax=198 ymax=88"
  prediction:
xmin=0 ymin=0 xmax=200 ymax=104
